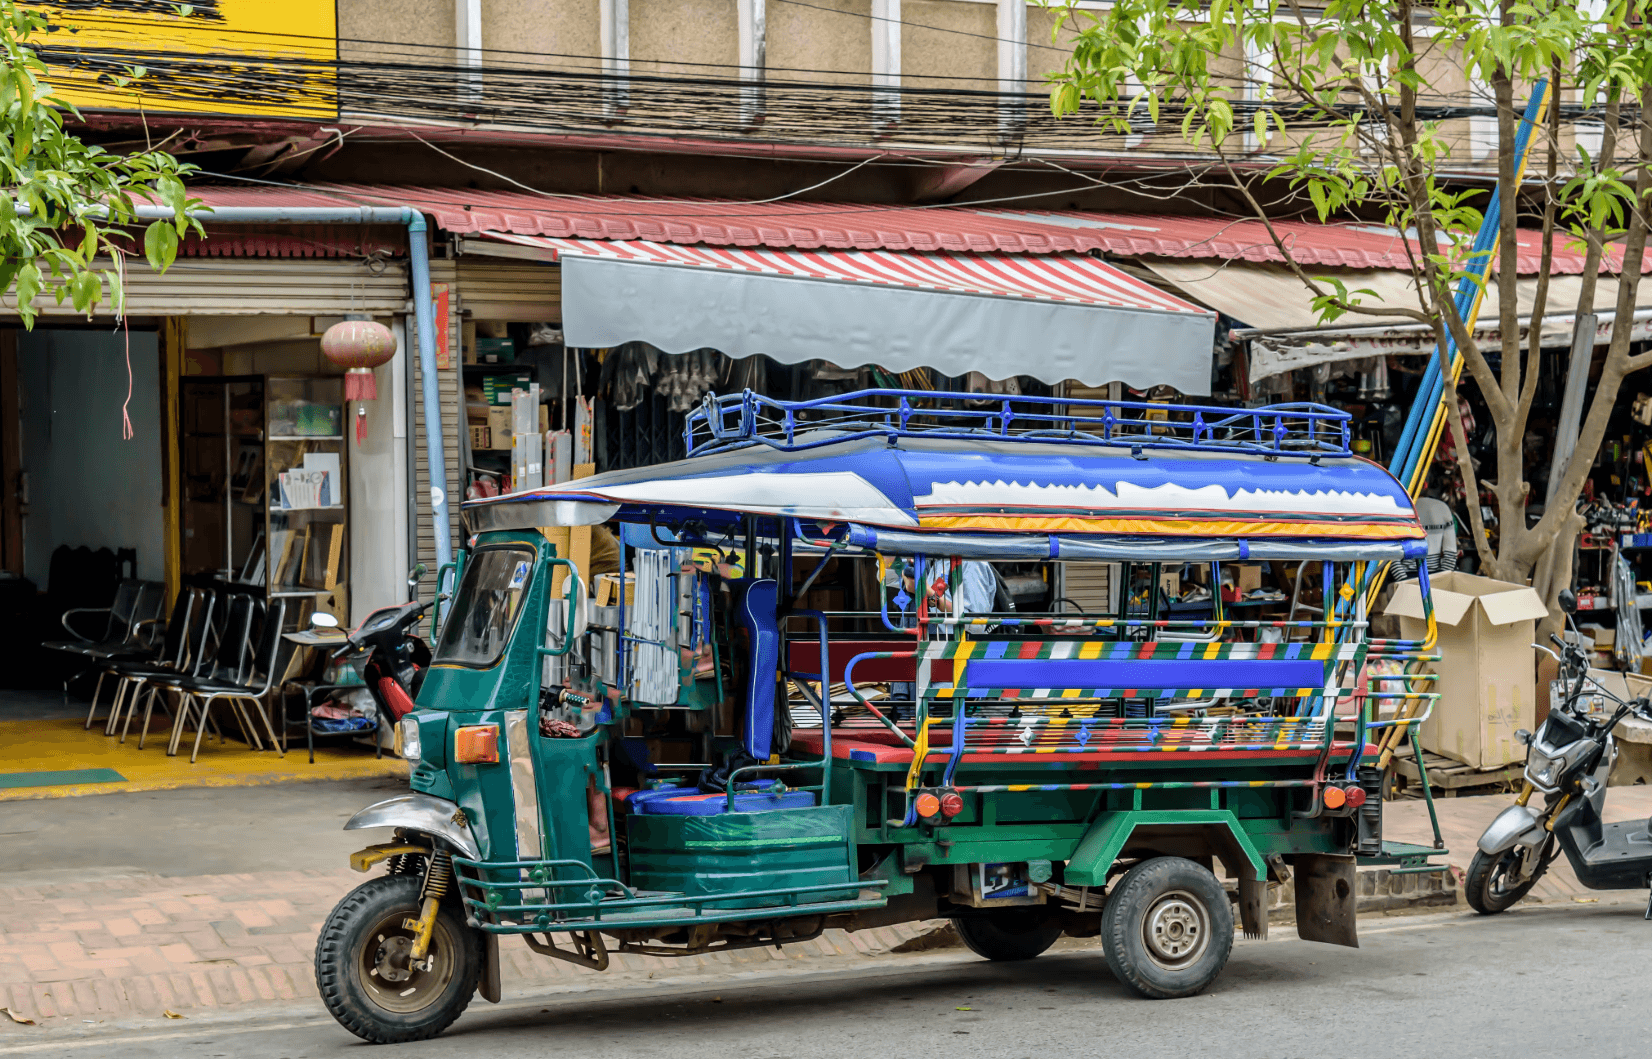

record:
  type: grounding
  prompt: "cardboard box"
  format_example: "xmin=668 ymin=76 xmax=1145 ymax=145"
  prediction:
xmin=487 ymin=407 xmax=513 ymax=449
xmin=469 ymin=424 xmax=491 ymax=450
xmin=594 ymin=572 xmax=635 ymax=608
xmin=1385 ymin=571 xmax=1549 ymax=769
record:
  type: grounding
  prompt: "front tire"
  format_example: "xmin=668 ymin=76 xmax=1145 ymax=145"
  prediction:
xmin=952 ymin=907 xmax=1064 ymax=961
xmin=1466 ymin=844 xmax=1547 ymax=915
xmin=315 ymin=874 xmax=482 ymax=1043
xmin=1102 ymin=857 xmax=1233 ymax=999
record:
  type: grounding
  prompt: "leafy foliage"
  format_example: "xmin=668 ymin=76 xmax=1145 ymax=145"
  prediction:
xmin=0 ymin=0 xmax=199 ymax=326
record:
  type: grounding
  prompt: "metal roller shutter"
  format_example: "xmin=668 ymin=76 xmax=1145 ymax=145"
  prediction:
xmin=453 ymin=260 xmax=560 ymax=321
xmin=3 ymin=258 xmax=410 ymax=316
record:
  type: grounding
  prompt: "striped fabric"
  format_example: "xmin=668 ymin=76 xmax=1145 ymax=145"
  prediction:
xmin=482 ymin=233 xmax=1204 ymax=314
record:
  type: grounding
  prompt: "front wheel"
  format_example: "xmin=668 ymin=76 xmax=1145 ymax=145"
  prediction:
xmin=315 ymin=874 xmax=483 ymax=1043
xmin=1466 ymin=844 xmax=1547 ymax=915
xmin=1102 ymin=857 xmax=1234 ymax=999
xmin=952 ymin=907 xmax=1064 ymax=961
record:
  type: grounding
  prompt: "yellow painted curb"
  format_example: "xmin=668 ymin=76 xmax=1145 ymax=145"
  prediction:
xmin=0 ymin=718 xmax=406 ymax=800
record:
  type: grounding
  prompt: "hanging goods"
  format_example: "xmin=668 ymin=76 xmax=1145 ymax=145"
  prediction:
xmin=321 ymin=318 xmax=398 ymax=443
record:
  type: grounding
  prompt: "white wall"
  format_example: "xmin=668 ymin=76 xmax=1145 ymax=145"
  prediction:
xmin=19 ymin=329 xmax=165 ymax=585
xmin=346 ymin=316 xmax=411 ymax=624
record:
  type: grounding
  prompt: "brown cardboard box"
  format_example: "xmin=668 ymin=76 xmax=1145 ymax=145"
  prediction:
xmin=594 ymin=572 xmax=635 ymax=608
xmin=1385 ymin=571 xmax=1549 ymax=769
xmin=487 ymin=406 xmax=512 ymax=450
xmin=1159 ymin=571 xmax=1181 ymax=598
xmin=469 ymin=424 xmax=490 ymax=450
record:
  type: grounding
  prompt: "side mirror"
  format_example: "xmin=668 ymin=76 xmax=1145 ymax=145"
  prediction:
xmin=310 ymin=612 xmax=340 ymax=630
xmin=1514 ymin=728 xmax=1532 ymax=747
xmin=1558 ymin=588 xmax=1577 ymax=615
xmin=408 ymin=563 xmax=428 ymax=589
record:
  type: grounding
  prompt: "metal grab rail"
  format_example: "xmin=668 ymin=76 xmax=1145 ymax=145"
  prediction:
xmin=685 ymin=388 xmax=1352 ymax=458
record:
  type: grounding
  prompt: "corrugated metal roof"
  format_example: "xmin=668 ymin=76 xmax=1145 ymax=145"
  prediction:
xmin=183 ymin=184 xmax=1613 ymax=274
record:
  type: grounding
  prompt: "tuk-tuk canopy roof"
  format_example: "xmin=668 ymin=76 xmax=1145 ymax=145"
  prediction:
xmin=463 ymin=392 xmax=1426 ymax=561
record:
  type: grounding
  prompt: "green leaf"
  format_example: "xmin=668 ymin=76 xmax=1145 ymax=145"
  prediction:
xmin=14 ymin=261 xmax=40 ymax=313
xmin=143 ymin=220 xmax=179 ymax=272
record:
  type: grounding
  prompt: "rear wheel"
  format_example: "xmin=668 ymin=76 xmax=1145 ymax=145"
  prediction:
xmin=1102 ymin=856 xmax=1233 ymax=999
xmin=1466 ymin=843 xmax=1547 ymax=915
xmin=315 ymin=874 xmax=482 ymax=1043
xmin=952 ymin=907 xmax=1064 ymax=961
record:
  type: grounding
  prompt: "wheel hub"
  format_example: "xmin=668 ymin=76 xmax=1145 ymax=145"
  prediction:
xmin=373 ymin=935 xmax=417 ymax=983
xmin=1142 ymin=891 xmax=1209 ymax=969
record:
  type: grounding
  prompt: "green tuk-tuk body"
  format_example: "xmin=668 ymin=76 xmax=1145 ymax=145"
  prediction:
xmin=318 ymin=391 xmax=1443 ymax=1043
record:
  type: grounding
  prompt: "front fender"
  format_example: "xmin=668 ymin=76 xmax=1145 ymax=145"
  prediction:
xmin=344 ymin=793 xmax=480 ymax=860
xmin=1477 ymin=804 xmax=1546 ymax=856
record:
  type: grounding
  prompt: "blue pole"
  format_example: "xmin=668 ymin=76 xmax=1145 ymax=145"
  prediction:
xmin=1391 ymin=79 xmax=1550 ymax=490
xmin=406 ymin=214 xmax=454 ymax=574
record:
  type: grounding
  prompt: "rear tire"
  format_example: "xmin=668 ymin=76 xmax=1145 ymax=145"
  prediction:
xmin=1102 ymin=857 xmax=1233 ymax=999
xmin=1466 ymin=845 xmax=1546 ymax=915
xmin=315 ymin=874 xmax=482 ymax=1044
xmin=952 ymin=908 xmax=1064 ymax=961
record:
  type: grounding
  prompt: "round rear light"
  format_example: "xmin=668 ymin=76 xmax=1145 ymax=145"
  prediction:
xmin=914 ymin=792 xmax=941 ymax=818
xmin=1322 ymin=785 xmax=1347 ymax=809
xmin=939 ymin=791 xmax=965 ymax=817
xmin=1344 ymin=785 xmax=1368 ymax=808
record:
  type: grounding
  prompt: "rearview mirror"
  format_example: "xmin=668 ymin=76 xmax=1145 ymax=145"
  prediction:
xmin=310 ymin=612 xmax=340 ymax=630
xmin=1558 ymin=588 xmax=1577 ymax=615
xmin=408 ymin=563 xmax=428 ymax=588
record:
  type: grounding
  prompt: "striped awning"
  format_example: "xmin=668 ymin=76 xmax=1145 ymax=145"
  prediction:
xmin=474 ymin=232 xmax=1217 ymax=393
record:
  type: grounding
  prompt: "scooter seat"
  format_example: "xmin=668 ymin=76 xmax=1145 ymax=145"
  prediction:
xmin=632 ymin=789 xmax=817 ymax=816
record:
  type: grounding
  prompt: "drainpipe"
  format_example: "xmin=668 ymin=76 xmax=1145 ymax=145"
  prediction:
xmin=31 ymin=203 xmax=456 ymax=572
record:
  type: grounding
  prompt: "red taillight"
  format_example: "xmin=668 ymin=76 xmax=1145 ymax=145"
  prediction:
xmin=914 ymin=793 xmax=941 ymax=819
xmin=939 ymin=791 xmax=965 ymax=818
xmin=1344 ymin=785 xmax=1368 ymax=808
xmin=1322 ymin=785 xmax=1347 ymax=809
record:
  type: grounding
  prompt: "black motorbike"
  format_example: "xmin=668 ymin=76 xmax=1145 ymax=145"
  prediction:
xmin=1468 ymin=588 xmax=1652 ymax=915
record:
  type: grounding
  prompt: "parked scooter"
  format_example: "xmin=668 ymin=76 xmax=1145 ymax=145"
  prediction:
xmin=310 ymin=565 xmax=434 ymax=723
xmin=1468 ymin=589 xmax=1652 ymax=916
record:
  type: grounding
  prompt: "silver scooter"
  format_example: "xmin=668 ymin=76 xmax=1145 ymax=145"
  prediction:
xmin=1468 ymin=589 xmax=1652 ymax=916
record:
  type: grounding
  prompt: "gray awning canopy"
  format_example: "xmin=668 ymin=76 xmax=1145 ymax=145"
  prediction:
xmin=472 ymin=232 xmax=1219 ymax=394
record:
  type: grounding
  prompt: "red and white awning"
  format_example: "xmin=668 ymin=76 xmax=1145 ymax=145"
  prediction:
xmin=474 ymin=232 xmax=1217 ymax=393
xmin=481 ymin=232 xmax=1204 ymax=314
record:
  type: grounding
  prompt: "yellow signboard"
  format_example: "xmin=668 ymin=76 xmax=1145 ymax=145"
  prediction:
xmin=30 ymin=0 xmax=338 ymax=120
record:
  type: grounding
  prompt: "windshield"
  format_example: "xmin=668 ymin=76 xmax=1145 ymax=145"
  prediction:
xmin=433 ymin=546 xmax=536 ymax=668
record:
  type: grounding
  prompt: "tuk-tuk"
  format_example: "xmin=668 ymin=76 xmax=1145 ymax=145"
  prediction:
xmin=316 ymin=389 xmax=1441 ymax=1043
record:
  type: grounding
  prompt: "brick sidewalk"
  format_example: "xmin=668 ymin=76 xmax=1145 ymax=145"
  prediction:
xmin=7 ymin=785 xmax=1652 ymax=1027
xmin=0 ymin=868 xmax=930 ymax=1025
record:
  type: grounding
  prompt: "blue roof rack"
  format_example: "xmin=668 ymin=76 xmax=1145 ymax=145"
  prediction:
xmin=684 ymin=389 xmax=1351 ymax=459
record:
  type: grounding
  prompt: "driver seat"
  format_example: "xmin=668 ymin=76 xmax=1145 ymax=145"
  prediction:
xmin=631 ymin=578 xmax=814 ymax=816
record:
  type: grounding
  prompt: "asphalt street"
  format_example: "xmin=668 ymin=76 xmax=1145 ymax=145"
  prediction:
xmin=4 ymin=899 xmax=1650 ymax=1059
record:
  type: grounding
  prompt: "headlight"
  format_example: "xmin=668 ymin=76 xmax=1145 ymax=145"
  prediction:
xmin=398 ymin=716 xmax=422 ymax=761
xmin=1527 ymin=750 xmax=1562 ymax=789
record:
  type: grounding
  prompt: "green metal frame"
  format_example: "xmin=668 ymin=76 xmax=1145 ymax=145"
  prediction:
xmin=1065 ymin=806 xmax=1267 ymax=886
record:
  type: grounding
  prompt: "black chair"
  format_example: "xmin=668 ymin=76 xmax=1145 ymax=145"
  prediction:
xmin=103 ymin=588 xmax=214 ymax=746
xmin=169 ymin=597 xmax=291 ymax=763
xmin=153 ymin=592 xmax=258 ymax=757
xmin=47 ymin=579 xmax=165 ymax=718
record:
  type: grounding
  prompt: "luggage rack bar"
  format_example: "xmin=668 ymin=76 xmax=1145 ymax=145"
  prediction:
xmin=685 ymin=388 xmax=1352 ymax=458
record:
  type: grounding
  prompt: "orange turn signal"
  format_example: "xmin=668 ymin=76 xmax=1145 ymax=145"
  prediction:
xmin=454 ymin=725 xmax=500 ymax=764
xmin=914 ymin=793 xmax=941 ymax=818
xmin=1322 ymin=785 xmax=1347 ymax=809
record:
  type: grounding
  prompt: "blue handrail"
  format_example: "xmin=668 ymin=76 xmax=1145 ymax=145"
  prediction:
xmin=685 ymin=389 xmax=1352 ymax=459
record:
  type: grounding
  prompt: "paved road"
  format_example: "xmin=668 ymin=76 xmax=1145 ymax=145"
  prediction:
xmin=6 ymin=900 xmax=1650 ymax=1059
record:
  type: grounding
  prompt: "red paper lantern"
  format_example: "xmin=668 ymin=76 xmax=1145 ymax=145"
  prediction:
xmin=321 ymin=319 xmax=397 ymax=443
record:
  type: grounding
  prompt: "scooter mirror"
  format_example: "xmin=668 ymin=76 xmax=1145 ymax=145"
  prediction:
xmin=407 ymin=563 xmax=428 ymax=588
xmin=310 ymin=612 xmax=340 ymax=630
xmin=1514 ymin=728 xmax=1532 ymax=746
xmin=1558 ymin=588 xmax=1578 ymax=615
